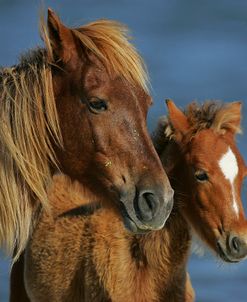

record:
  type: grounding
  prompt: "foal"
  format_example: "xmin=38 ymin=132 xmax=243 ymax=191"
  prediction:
xmin=19 ymin=100 xmax=247 ymax=302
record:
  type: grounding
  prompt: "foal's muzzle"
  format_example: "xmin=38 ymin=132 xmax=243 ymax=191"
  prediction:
xmin=119 ymin=185 xmax=174 ymax=234
xmin=217 ymin=234 xmax=247 ymax=263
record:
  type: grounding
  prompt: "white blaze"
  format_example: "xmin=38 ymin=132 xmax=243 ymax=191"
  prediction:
xmin=218 ymin=147 xmax=239 ymax=216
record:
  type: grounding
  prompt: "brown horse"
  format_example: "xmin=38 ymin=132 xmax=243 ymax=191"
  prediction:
xmin=12 ymin=100 xmax=247 ymax=302
xmin=0 ymin=9 xmax=173 ymax=262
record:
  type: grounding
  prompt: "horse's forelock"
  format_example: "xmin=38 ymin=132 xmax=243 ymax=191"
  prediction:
xmin=70 ymin=20 xmax=149 ymax=93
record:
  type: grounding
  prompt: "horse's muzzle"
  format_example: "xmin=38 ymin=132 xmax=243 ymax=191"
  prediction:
xmin=119 ymin=186 xmax=174 ymax=234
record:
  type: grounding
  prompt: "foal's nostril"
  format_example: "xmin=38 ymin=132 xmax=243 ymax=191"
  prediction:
xmin=135 ymin=191 xmax=159 ymax=222
xmin=227 ymin=235 xmax=247 ymax=259
xmin=230 ymin=237 xmax=240 ymax=253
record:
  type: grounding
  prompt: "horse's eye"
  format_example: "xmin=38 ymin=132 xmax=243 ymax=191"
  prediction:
xmin=195 ymin=170 xmax=209 ymax=182
xmin=88 ymin=97 xmax=108 ymax=113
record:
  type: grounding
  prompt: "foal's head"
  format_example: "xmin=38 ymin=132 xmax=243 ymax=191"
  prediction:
xmin=161 ymin=100 xmax=247 ymax=262
xmin=46 ymin=10 xmax=173 ymax=233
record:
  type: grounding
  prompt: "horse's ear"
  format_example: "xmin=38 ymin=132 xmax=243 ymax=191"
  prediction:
xmin=47 ymin=8 xmax=79 ymax=68
xmin=166 ymin=99 xmax=189 ymax=141
xmin=212 ymin=101 xmax=242 ymax=137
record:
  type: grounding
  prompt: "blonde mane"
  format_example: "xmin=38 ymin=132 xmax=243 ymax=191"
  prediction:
xmin=41 ymin=15 xmax=149 ymax=92
xmin=0 ymin=49 xmax=61 ymax=261
xmin=0 ymin=15 xmax=149 ymax=261
xmin=73 ymin=19 xmax=149 ymax=92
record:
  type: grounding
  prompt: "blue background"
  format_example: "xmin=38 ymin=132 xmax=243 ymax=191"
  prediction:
xmin=1 ymin=1 xmax=247 ymax=301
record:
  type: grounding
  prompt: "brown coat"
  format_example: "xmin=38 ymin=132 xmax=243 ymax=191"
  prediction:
xmin=24 ymin=174 xmax=194 ymax=302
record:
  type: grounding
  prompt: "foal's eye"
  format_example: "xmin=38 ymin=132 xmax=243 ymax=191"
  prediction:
xmin=88 ymin=97 xmax=108 ymax=114
xmin=195 ymin=170 xmax=209 ymax=182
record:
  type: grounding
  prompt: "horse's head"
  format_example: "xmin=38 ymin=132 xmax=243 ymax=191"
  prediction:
xmin=165 ymin=100 xmax=247 ymax=263
xmin=46 ymin=10 xmax=173 ymax=233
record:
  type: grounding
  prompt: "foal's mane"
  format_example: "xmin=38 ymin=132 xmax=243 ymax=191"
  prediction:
xmin=185 ymin=101 xmax=242 ymax=135
xmin=0 ymin=16 xmax=148 ymax=261
xmin=153 ymin=101 xmax=242 ymax=154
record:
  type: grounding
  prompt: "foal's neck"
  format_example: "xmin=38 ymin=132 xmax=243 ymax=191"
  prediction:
xmin=161 ymin=139 xmax=189 ymax=212
xmin=133 ymin=138 xmax=191 ymax=265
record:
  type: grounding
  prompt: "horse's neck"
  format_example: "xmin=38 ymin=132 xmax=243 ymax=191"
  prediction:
xmin=47 ymin=173 xmax=190 ymax=267
xmin=85 ymin=212 xmax=189 ymax=301
xmin=45 ymin=174 xmax=104 ymax=218
xmin=139 ymin=213 xmax=190 ymax=262
xmin=43 ymin=174 xmax=191 ymax=300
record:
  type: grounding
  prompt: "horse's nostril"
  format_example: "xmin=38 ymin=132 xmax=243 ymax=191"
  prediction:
xmin=135 ymin=191 xmax=159 ymax=222
xmin=143 ymin=193 xmax=158 ymax=213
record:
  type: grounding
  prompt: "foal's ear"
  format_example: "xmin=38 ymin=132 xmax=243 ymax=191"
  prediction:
xmin=244 ymin=165 xmax=247 ymax=178
xmin=166 ymin=99 xmax=190 ymax=140
xmin=212 ymin=101 xmax=242 ymax=137
xmin=47 ymin=8 xmax=79 ymax=68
